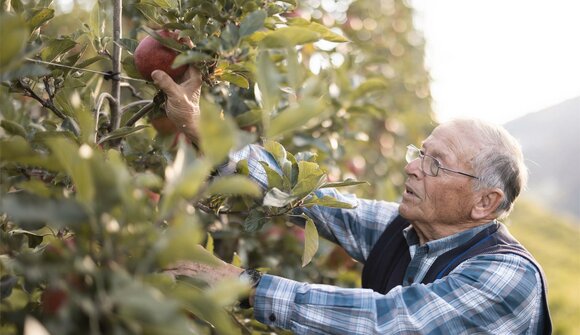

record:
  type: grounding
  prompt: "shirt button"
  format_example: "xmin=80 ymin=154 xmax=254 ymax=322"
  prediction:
xmin=407 ymin=276 xmax=414 ymax=283
xmin=269 ymin=313 xmax=276 ymax=322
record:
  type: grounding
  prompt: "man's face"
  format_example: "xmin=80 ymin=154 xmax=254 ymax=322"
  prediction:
xmin=399 ymin=123 xmax=480 ymax=226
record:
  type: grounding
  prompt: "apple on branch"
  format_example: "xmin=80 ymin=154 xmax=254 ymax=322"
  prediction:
xmin=133 ymin=29 xmax=190 ymax=81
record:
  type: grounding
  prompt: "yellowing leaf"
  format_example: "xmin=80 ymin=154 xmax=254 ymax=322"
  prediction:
xmin=205 ymin=233 xmax=214 ymax=254
xmin=302 ymin=216 xmax=319 ymax=267
xmin=231 ymin=252 xmax=242 ymax=267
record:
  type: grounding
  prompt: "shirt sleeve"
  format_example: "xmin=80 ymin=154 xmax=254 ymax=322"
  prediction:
xmin=253 ymin=253 xmax=543 ymax=334
xmin=220 ymin=144 xmax=400 ymax=263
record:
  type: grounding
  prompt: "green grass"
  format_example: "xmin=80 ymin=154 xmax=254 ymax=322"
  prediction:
xmin=505 ymin=198 xmax=580 ymax=335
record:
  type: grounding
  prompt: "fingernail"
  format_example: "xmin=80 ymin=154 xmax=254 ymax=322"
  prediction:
xmin=151 ymin=70 xmax=160 ymax=81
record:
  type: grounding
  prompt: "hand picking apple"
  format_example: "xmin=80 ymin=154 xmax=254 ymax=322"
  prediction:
xmin=151 ymin=67 xmax=202 ymax=144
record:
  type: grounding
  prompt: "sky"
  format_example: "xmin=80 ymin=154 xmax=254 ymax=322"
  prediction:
xmin=410 ymin=0 xmax=580 ymax=125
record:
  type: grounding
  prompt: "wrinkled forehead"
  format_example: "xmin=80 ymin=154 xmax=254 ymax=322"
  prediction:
xmin=424 ymin=123 xmax=480 ymax=163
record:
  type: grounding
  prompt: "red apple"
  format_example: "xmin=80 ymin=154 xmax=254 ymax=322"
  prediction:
xmin=133 ymin=30 xmax=188 ymax=81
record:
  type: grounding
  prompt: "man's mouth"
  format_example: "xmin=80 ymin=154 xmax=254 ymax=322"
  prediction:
xmin=404 ymin=184 xmax=417 ymax=197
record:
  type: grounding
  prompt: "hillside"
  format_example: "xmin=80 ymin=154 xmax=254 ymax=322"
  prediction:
xmin=504 ymin=96 xmax=580 ymax=219
xmin=507 ymin=198 xmax=580 ymax=334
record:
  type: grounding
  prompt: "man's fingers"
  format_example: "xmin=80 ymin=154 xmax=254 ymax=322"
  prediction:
xmin=181 ymin=66 xmax=202 ymax=97
xmin=151 ymin=70 xmax=182 ymax=98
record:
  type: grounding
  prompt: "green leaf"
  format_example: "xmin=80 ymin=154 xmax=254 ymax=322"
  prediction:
xmin=0 ymin=275 xmax=18 ymax=300
xmin=303 ymin=195 xmax=356 ymax=209
xmin=259 ymin=161 xmax=288 ymax=191
xmin=16 ymin=179 xmax=54 ymax=198
xmin=351 ymin=78 xmax=389 ymax=100
xmin=160 ymin=140 xmax=213 ymax=217
xmin=97 ymin=125 xmax=149 ymax=145
xmin=236 ymin=159 xmax=250 ymax=176
xmin=0 ymin=137 xmax=61 ymax=171
xmin=263 ymin=140 xmax=294 ymax=181
xmin=46 ymin=138 xmax=95 ymax=205
xmin=301 ymin=216 xmax=319 ymax=267
xmin=89 ymin=1 xmax=103 ymax=39
xmin=244 ymin=208 xmax=268 ymax=232
xmin=155 ymin=223 xmax=213 ymax=267
xmin=172 ymin=51 xmax=213 ymax=68
xmin=260 ymin=27 xmax=321 ymax=48
xmin=199 ymin=99 xmax=238 ymax=165
xmin=75 ymin=55 xmax=105 ymax=69
xmin=133 ymin=4 xmax=162 ymax=26
xmin=286 ymin=46 xmax=301 ymax=92
xmin=0 ymin=63 xmax=51 ymax=81
xmin=292 ymin=161 xmax=326 ymax=197
xmin=240 ymin=10 xmax=267 ymax=38
xmin=122 ymin=55 xmax=142 ymax=79
xmin=141 ymin=26 xmax=188 ymax=52
xmin=219 ymin=71 xmax=249 ymax=89
xmin=267 ymin=98 xmax=325 ymax=138
xmin=0 ymin=192 xmax=88 ymax=230
xmin=40 ymin=37 xmax=77 ymax=62
xmin=119 ymin=38 xmax=139 ymax=53
xmin=204 ymin=175 xmax=261 ymax=197
xmin=27 ymin=8 xmax=54 ymax=31
xmin=235 ymin=109 xmax=262 ymax=127
xmin=288 ymin=18 xmax=349 ymax=43
xmin=0 ymin=120 xmax=26 ymax=138
xmin=263 ymin=187 xmax=297 ymax=207
xmin=321 ymin=179 xmax=369 ymax=188
xmin=0 ymin=13 xmax=29 ymax=70
xmin=9 ymin=229 xmax=45 ymax=248
xmin=256 ymin=51 xmax=280 ymax=115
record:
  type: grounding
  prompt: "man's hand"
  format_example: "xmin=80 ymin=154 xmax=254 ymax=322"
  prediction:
xmin=151 ymin=67 xmax=202 ymax=144
xmin=163 ymin=246 xmax=257 ymax=307
xmin=162 ymin=245 xmax=243 ymax=285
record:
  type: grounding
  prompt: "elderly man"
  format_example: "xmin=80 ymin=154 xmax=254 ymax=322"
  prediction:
xmin=153 ymin=68 xmax=552 ymax=334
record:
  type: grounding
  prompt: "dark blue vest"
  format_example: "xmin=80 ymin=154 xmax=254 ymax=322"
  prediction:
xmin=361 ymin=215 xmax=552 ymax=334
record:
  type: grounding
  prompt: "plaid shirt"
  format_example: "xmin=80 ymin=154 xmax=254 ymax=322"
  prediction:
xmin=228 ymin=145 xmax=545 ymax=334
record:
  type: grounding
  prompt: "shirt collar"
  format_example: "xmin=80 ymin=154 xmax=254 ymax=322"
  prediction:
xmin=402 ymin=221 xmax=497 ymax=254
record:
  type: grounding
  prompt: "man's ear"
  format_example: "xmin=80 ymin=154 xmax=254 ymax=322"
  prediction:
xmin=471 ymin=188 xmax=504 ymax=220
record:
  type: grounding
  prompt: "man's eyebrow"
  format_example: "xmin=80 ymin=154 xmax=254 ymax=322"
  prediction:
xmin=421 ymin=142 xmax=447 ymax=160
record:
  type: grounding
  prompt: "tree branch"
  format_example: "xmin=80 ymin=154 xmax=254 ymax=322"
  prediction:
xmin=19 ymin=79 xmax=67 ymax=120
xmin=109 ymin=0 xmax=123 ymax=132
xmin=124 ymin=101 xmax=154 ymax=127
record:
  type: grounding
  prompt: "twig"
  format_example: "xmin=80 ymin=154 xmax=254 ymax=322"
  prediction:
xmin=121 ymin=99 xmax=152 ymax=112
xmin=19 ymin=79 xmax=68 ymax=120
xmin=109 ymin=0 xmax=123 ymax=132
xmin=94 ymin=92 xmax=116 ymax=142
xmin=124 ymin=101 xmax=155 ymax=127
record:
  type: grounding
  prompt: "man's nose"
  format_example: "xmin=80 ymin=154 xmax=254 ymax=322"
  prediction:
xmin=404 ymin=157 xmax=423 ymax=178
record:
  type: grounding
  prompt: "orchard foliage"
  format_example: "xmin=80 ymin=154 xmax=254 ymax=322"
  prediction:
xmin=0 ymin=0 xmax=433 ymax=334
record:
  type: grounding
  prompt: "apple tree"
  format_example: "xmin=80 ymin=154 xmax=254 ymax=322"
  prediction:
xmin=0 ymin=0 xmax=433 ymax=334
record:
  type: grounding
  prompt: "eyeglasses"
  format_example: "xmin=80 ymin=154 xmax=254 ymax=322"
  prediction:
xmin=405 ymin=144 xmax=479 ymax=179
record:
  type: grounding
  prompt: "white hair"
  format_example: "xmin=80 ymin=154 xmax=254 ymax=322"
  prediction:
xmin=448 ymin=118 xmax=528 ymax=219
